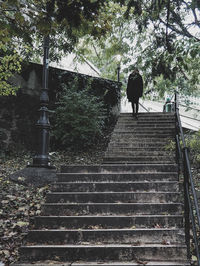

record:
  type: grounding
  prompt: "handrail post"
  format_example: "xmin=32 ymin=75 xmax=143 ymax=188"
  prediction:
xmin=183 ymin=147 xmax=191 ymax=259
xmin=175 ymin=91 xmax=180 ymax=176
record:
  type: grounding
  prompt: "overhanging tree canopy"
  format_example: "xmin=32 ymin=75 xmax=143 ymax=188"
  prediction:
xmin=0 ymin=0 xmax=199 ymax=97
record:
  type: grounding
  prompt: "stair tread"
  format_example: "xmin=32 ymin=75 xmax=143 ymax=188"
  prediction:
xmin=35 ymin=214 xmax=183 ymax=217
xmin=55 ymin=181 xmax=178 ymax=183
xmin=58 ymin=172 xmax=178 ymax=174
xmin=13 ymin=262 xmax=190 ymax=266
xmin=29 ymin=228 xmax=184 ymax=232
xmin=44 ymin=202 xmax=183 ymax=205
xmin=21 ymin=244 xmax=187 ymax=247
xmin=71 ymin=262 xmax=190 ymax=266
xmin=48 ymin=192 xmax=180 ymax=194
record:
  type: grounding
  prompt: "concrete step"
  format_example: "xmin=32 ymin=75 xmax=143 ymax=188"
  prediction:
xmin=18 ymin=244 xmax=187 ymax=262
xmin=26 ymin=228 xmax=185 ymax=245
xmin=60 ymin=164 xmax=178 ymax=173
xmin=61 ymin=261 xmax=190 ymax=266
xmin=57 ymin=172 xmax=178 ymax=182
xmin=52 ymin=181 xmax=180 ymax=192
xmin=109 ymin=138 xmax=172 ymax=144
xmin=42 ymin=203 xmax=183 ymax=216
xmin=103 ymin=156 xmax=174 ymax=161
xmin=12 ymin=261 xmax=191 ymax=266
xmin=117 ymin=116 xmax=175 ymax=119
xmin=117 ymin=119 xmax=175 ymax=124
xmin=116 ymin=122 xmax=175 ymax=127
xmin=115 ymin=124 xmax=175 ymax=128
xmin=102 ymin=161 xmax=174 ymax=165
xmin=46 ymin=192 xmax=181 ymax=204
xmin=102 ymin=158 xmax=175 ymax=164
xmin=111 ymin=134 xmax=174 ymax=139
xmin=106 ymin=147 xmax=172 ymax=152
xmin=120 ymin=112 xmax=175 ymax=117
xmin=105 ymin=151 xmax=174 ymax=156
xmin=33 ymin=215 xmax=184 ymax=229
xmin=110 ymin=138 xmax=173 ymax=144
xmin=107 ymin=142 xmax=171 ymax=149
xmin=113 ymin=129 xmax=175 ymax=134
xmin=118 ymin=114 xmax=175 ymax=119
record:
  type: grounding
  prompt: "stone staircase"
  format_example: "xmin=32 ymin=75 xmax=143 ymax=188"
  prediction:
xmin=14 ymin=112 xmax=190 ymax=265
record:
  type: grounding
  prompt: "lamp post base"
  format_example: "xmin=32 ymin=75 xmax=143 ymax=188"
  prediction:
xmin=27 ymin=163 xmax=56 ymax=169
xmin=9 ymin=166 xmax=57 ymax=187
xmin=28 ymin=155 xmax=56 ymax=169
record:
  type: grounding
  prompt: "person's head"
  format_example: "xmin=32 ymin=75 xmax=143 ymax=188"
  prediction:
xmin=132 ymin=67 xmax=139 ymax=74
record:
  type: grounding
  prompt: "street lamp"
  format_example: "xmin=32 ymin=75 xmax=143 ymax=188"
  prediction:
xmin=116 ymin=55 xmax=121 ymax=82
xmin=30 ymin=36 xmax=54 ymax=168
xmin=117 ymin=64 xmax=120 ymax=82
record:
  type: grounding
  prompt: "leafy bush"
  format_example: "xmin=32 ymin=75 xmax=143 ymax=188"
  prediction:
xmin=186 ymin=130 xmax=200 ymax=167
xmin=165 ymin=131 xmax=200 ymax=168
xmin=52 ymin=81 xmax=106 ymax=150
xmin=165 ymin=139 xmax=176 ymax=152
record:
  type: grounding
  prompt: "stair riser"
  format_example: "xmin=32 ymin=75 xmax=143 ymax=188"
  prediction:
xmin=118 ymin=115 xmax=175 ymax=118
xmin=110 ymin=139 xmax=173 ymax=144
xmin=33 ymin=216 xmax=184 ymax=229
xmin=119 ymin=113 xmax=175 ymax=117
xmin=46 ymin=193 xmax=181 ymax=204
xmin=26 ymin=229 xmax=185 ymax=245
xmin=117 ymin=120 xmax=175 ymax=124
xmin=115 ymin=124 xmax=175 ymax=128
xmin=102 ymin=161 xmax=175 ymax=165
xmin=108 ymin=142 xmax=172 ymax=147
xmin=107 ymin=146 xmax=170 ymax=151
xmin=42 ymin=203 xmax=183 ymax=216
xmin=60 ymin=165 xmax=178 ymax=173
xmin=103 ymin=157 xmax=175 ymax=161
xmin=19 ymin=246 xmax=187 ymax=262
xmin=105 ymin=151 xmax=174 ymax=156
xmin=12 ymin=262 xmax=191 ymax=266
xmin=57 ymin=173 xmax=178 ymax=182
xmin=119 ymin=112 xmax=174 ymax=116
xmin=116 ymin=124 xmax=175 ymax=128
xmin=52 ymin=182 xmax=180 ymax=192
xmin=111 ymin=132 xmax=174 ymax=138
xmin=113 ymin=130 xmax=175 ymax=134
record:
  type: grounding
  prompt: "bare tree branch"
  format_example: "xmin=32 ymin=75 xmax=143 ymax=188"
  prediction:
xmin=159 ymin=17 xmax=200 ymax=41
xmin=182 ymin=0 xmax=200 ymax=28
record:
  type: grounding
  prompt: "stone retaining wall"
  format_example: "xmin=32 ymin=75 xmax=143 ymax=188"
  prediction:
xmin=0 ymin=63 xmax=121 ymax=152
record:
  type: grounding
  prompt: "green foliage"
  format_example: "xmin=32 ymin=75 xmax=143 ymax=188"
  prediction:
xmin=165 ymin=131 xmax=200 ymax=167
xmin=186 ymin=131 xmax=200 ymax=167
xmin=0 ymin=42 xmax=22 ymax=95
xmin=78 ymin=0 xmax=200 ymax=97
xmin=75 ymin=2 xmax=133 ymax=91
xmin=0 ymin=0 xmax=121 ymax=95
xmin=52 ymin=81 xmax=106 ymax=149
xmin=164 ymin=139 xmax=176 ymax=152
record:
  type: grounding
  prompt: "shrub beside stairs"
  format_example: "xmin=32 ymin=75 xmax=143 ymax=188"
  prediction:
xmin=14 ymin=112 xmax=190 ymax=265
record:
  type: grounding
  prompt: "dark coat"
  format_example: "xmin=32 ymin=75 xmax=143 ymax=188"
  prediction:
xmin=126 ymin=72 xmax=143 ymax=102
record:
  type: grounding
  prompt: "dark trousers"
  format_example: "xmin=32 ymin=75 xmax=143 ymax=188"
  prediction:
xmin=131 ymin=101 xmax=139 ymax=114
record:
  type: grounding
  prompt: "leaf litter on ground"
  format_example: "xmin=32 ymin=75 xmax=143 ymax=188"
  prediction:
xmin=0 ymin=135 xmax=111 ymax=265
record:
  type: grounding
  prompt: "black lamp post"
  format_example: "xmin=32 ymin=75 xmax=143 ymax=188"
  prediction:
xmin=117 ymin=64 xmax=120 ymax=82
xmin=30 ymin=35 xmax=53 ymax=168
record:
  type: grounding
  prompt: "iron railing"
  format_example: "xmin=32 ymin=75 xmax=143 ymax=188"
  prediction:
xmin=175 ymin=91 xmax=200 ymax=265
xmin=139 ymin=102 xmax=150 ymax=112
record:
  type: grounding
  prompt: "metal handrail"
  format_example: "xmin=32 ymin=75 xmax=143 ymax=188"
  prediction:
xmin=179 ymin=103 xmax=200 ymax=112
xmin=175 ymin=91 xmax=200 ymax=265
xmin=139 ymin=102 xmax=150 ymax=112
